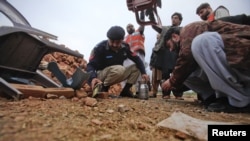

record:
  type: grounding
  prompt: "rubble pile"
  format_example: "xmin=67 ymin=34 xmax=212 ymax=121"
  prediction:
xmin=40 ymin=52 xmax=122 ymax=97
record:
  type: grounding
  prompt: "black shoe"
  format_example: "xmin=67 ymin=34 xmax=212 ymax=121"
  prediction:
xmin=71 ymin=68 xmax=90 ymax=90
xmin=197 ymin=94 xmax=218 ymax=108
xmin=120 ymin=90 xmax=136 ymax=98
xmin=207 ymin=98 xmax=250 ymax=113
xmin=101 ymin=85 xmax=110 ymax=92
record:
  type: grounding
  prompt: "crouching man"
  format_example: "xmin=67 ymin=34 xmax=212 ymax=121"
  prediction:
xmin=86 ymin=26 xmax=149 ymax=98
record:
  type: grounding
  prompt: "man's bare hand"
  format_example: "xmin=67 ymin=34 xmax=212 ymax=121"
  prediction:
xmin=91 ymin=78 xmax=102 ymax=89
xmin=161 ymin=79 xmax=172 ymax=91
xmin=141 ymin=74 xmax=150 ymax=82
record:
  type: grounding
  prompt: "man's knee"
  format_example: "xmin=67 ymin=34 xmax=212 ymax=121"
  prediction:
xmin=191 ymin=33 xmax=208 ymax=54
xmin=191 ymin=32 xmax=219 ymax=55
xmin=111 ymin=65 xmax=126 ymax=75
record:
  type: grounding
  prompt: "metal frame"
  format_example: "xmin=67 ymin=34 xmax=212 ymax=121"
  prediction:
xmin=0 ymin=0 xmax=83 ymax=100
xmin=126 ymin=0 xmax=162 ymax=26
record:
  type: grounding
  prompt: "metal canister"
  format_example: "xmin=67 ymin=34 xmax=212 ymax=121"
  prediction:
xmin=138 ymin=81 xmax=149 ymax=100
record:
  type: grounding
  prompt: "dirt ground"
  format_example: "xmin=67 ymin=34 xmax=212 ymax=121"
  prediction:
xmin=0 ymin=92 xmax=250 ymax=141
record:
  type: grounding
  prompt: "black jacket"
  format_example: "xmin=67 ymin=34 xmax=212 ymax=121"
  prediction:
xmin=86 ymin=40 xmax=146 ymax=83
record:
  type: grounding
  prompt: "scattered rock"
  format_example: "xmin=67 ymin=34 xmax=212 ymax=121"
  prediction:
xmin=91 ymin=119 xmax=103 ymax=125
xmin=46 ymin=93 xmax=59 ymax=99
xmin=117 ymin=104 xmax=130 ymax=113
xmin=83 ymin=97 xmax=97 ymax=107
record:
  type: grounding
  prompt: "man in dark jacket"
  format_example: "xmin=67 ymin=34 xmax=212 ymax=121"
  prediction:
xmin=162 ymin=21 xmax=250 ymax=113
xmin=86 ymin=26 xmax=149 ymax=98
xmin=196 ymin=2 xmax=250 ymax=25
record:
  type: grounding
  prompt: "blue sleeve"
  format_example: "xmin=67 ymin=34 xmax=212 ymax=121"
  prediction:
xmin=86 ymin=46 xmax=100 ymax=84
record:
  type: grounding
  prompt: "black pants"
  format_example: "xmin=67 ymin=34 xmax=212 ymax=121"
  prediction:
xmin=161 ymin=69 xmax=189 ymax=97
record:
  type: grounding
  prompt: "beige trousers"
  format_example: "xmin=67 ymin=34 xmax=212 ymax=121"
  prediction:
xmin=97 ymin=64 xmax=140 ymax=86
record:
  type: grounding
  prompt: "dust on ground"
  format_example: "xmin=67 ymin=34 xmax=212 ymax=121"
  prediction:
xmin=0 ymin=92 xmax=249 ymax=141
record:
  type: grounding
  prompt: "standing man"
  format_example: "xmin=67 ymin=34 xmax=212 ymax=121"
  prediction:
xmin=196 ymin=2 xmax=250 ymax=25
xmin=151 ymin=12 xmax=188 ymax=100
xmin=196 ymin=2 xmax=230 ymax=21
xmin=124 ymin=11 xmax=146 ymax=64
xmin=149 ymin=33 xmax=161 ymax=98
xmin=124 ymin=23 xmax=145 ymax=65
xmin=86 ymin=26 xmax=149 ymax=98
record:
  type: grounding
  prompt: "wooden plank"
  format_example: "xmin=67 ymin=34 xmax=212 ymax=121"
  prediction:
xmin=45 ymin=87 xmax=75 ymax=98
xmin=10 ymin=84 xmax=46 ymax=98
xmin=10 ymin=84 xmax=75 ymax=99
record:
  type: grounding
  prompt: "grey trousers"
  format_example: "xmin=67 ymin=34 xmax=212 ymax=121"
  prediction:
xmin=185 ymin=32 xmax=250 ymax=107
xmin=97 ymin=64 xmax=140 ymax=87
